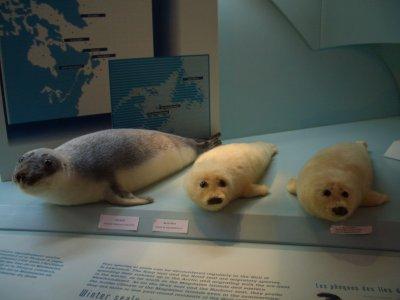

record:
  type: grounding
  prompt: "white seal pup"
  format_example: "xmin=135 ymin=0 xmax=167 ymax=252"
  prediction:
xmin=287 ymin=141 xmax=389 ymax=222
xmin=13 ymin=129 xmax=220 ymax=206
xmin=184 ymin=142 xmax=277 ymax=211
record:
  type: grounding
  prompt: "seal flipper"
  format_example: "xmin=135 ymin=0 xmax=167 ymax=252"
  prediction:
xmin=107 ymin=183 xmax=153 ymax=206
xmin=362 ymin=190 xmax=389 ymax=207
xmin=194 ymin=132 xmax=222 ymax=151
xmin=356 ymin=140 xmax=368 ymax=148
xmin=241 ymin=183 xmax=269 ymax=198
xmin=287 ymin=178 xmax=297 ymax=195
xmin=107 ymin=193 xmax=153 ymax=206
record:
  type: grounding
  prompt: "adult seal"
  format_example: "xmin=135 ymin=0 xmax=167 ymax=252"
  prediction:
xmin=13 ymin=129 xmax=220 ymax=206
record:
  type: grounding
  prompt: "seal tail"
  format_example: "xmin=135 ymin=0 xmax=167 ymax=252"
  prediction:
xmin=254 ymin=141 xmax=278 ymax=156
xmin=195 ymin=132 xmax=222 ymax=151
xmin=356 ymin=140 xmax=368 ymax=149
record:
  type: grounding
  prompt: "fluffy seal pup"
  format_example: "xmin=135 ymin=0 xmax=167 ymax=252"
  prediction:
xmin=13 ymin=129 xmax=220 ymax=206
xmin=287 ymin=141 xmax=389 ymax=222
xmin=184 ymin=142 xmax=277 ymax=211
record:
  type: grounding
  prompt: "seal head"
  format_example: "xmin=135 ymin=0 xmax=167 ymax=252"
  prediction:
xmin=185 ymin=169 xmax=236 ymax=211
xmin=13 ymin=148 xmax=66 ymax=196
xmin=299 ymin=171 xmax=362 ymax=222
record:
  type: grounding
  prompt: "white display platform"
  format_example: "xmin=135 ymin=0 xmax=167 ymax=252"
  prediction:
xmin=0 ymin=117 xmax=399 ymax=250
xmin=0 ymin=230 xmax=399 ymax=300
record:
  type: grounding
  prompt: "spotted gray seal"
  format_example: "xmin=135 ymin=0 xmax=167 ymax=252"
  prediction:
xmin=13 ymin=129 xmax=220 ymax=206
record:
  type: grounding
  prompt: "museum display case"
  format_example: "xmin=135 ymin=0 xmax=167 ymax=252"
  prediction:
xmin=0 ymin=0 xmax=399 ymax=254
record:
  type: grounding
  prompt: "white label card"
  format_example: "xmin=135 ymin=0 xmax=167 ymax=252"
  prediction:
xmin=384 ymin=140 xmax=400 ymax=161
xmin=98 ymin=215 xmax=139 ymax=231
xmin=152 ymin=219 xmax=189 ymax=234
xmin=330 ymin=225 xmax=372 ymax=235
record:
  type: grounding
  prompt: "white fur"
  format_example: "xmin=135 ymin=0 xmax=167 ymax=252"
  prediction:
xmin=20 ymin=166 xmax=107 ymax=205
xmin=116 ymin=145 xmax=197 ymax=192
xmin=287 ymin=142 xmax=388 ymax=221
xmin=185 ymin=142 xmax=277 ymax=211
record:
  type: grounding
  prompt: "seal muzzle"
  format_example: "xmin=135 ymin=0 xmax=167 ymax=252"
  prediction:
xmin=332 ymin=206 xmax=348 ymax=216
xmin=207 ymin=197 xmax=223 ymax=205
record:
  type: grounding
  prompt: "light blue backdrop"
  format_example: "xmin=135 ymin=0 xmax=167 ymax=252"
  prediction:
xmin=219 ymin=0 xmax=400 ymax=139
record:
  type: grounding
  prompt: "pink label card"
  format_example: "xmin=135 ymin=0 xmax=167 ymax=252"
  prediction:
xmin=152 ymin=219 xmax=189 ymax=234
xmin=330 ymin=225 xmax=372 ymax=235
xmin=98 ymin=214 xmax=139 ymax=231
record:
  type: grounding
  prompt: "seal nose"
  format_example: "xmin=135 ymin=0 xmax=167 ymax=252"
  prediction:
xmin=207 ymin=197 xmax=223 ymax=205
xmin=332 ymin=206 xmax=348 ymax=216
xmin=14 ymin=172 xmax=26 ymax=183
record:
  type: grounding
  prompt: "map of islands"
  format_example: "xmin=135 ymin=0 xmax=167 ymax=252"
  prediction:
xmin=0 ymin=0 xmax=153 ymax=125
xmin=0 ymin=0 xmax=99 ymax=124
xmin=109 ymin=55 xmax=210 ymax=138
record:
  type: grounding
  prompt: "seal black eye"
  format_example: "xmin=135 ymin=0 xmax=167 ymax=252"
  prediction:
xmin=323 ymin=189 xmax=331 ymax=197
xmin=218 ymin=179 xmax=227 ymax=187
xmin=44 ymin=159 xmax=53 ymax=168
xmin=18 ymin=157 xmax=24 ymax=163
xmin=342 ymin=191 xmax=349 ymax=198
xmin=199 ymin=181 xmax=208 ymax=188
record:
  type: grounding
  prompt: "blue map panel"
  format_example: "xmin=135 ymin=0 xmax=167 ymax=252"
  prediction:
xmin=0 ymin=0 xmax=100 ymax=124
xmin=109 ymin=55 xmax=210 ymax=138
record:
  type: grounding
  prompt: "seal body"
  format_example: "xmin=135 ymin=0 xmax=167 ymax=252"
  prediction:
xmin=13 ymin=129 xmax=220 ymax=206
xmin=185 ymin=142 xmax=277 ymax=211
xmin=287 ymin=142 xmax=389 ymax=221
